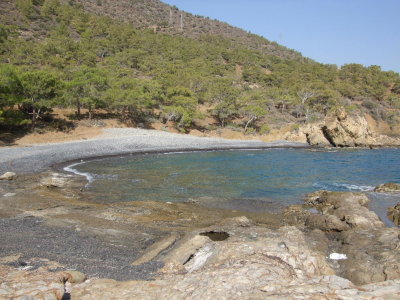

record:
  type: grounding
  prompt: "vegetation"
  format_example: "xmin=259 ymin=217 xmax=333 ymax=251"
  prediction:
xmin=0 ymin=0 xmax=399 ymax=134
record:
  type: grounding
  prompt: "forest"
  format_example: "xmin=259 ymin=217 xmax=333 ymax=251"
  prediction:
xmin=1 ymin=0 xmax=400 ymax=134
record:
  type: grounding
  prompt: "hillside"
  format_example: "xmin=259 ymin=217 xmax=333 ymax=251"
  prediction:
xmin=57 ymin=0 xmax=306 ymax=61
xmin=1 ymin=0 xmax=400 ymax=145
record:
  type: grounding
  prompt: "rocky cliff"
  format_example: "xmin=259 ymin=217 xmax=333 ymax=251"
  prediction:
xmin=286 ymin=108 xmax=400 ymax=147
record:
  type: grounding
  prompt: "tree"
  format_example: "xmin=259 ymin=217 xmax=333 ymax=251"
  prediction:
xmin=0 ymin=25 xmax=8 ymax=44
xmin=239 ymin=90 xmax=268 ymax=132
xmin=65 ymin=67 xmax=107 ymax=119
xmin=0 ymin=65 xmax=21 ymax=107
xmin=161 ymin=86 xmax=198 ymax=131
xmin=0 ymin=65 xmax=28 ymax=126
xmin=106 ymin=77 xmax=160 ymax=123
xmin=41 ymin=0 xmax=61 ymax=17
xmin=207 ymin=79 xmax=240 ymax=127
xmin=19 ymin=70 xmax=62 ymax=129
xmin=296 ymin=88 xmax=317 ymax=121
xmin=16 ymin=0 xmax=37 ymax=19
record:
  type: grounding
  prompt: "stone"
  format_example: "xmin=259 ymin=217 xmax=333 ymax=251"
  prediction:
xmin=0 ymin=264 xmax=65 ymax=300
xmin=0 ymin=172 xmax=16 ymax=180
xmin=375 ymin=182 xmax=400 ymax=193
xmin=387 ymin=202 xmax=400 ymax=226
xmin=305 ymin=213 xmax=349 ymax=232
xmin=40 ymin=174 xmax=69 ymax=188
xmin=3 ymin=193 xmax=16 ymax=197
xmin=132 ymin=233 xmax=179 ymax=266
xmin=160 ymin=234 xmax=211 ymax=273
xmin=61 ymin=270 xmax=87 ymax=284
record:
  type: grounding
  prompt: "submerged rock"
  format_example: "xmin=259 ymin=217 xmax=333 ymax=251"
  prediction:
xmin=0 ymin=172 xmax=16 ymax=180
xmin=375 ymin=182 xmax=400 ymax=193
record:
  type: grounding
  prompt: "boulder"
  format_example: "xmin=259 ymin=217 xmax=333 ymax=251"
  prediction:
xmin=387 ymin=202 xmax=400 ymax=226
xmin=374 ymin=182 xmax=400 ymax=193
xmin=0 ymin=264 xmax=65 ymax=300
xmin=0 ymin=172 xmax=16 ymax=180
xmin=61 ymin=270 xmax=87 ymax=284
xmin=304 ymin=124 xmax=331 ymax=146
xmin=305 ymin=190 xmax=400 ymax=285
xmin=40 ymin=173 xmax=70 ymax=188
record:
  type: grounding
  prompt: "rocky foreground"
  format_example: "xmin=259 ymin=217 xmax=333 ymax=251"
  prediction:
xmin=1 ymin=185 xmax=400 ymax=299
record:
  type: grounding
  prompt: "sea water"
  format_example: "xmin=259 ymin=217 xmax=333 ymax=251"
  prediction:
xmin=66 ymin=148 xmax=400 ymax=224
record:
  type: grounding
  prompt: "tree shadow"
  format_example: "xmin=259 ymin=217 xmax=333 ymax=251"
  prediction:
xmin=0 ymin=116 xmax=75 ymax=146
xmin=0 ymin=128 xmax=30 ymax=146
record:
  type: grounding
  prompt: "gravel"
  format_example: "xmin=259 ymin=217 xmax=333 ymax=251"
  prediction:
xmin=0 ymin=216 xmax=163 ymax=280
xmin=0 ymin=128 xmax=308 ymax=174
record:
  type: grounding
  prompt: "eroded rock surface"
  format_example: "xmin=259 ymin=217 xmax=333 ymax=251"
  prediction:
xmin=2 ymin=211 xmax=400 ymax=299
xmin=304 ymin=190 xmax=400 ymax=285
xmin=375 ymin=182 xmax=400 ymax=193
xmin=70 ymin=217 xmax=400 ymax=299
xmin=0 ymin=262 xmax=87 ymax=300
xmin=286 ymin=108 xmax=400 ymax=147
xmin=388 ymin=202 xmax=400 ymax=226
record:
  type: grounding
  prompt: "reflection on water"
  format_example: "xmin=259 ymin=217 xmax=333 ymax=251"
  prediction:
xmin=71 ymin=148 xmax=400 ymax=216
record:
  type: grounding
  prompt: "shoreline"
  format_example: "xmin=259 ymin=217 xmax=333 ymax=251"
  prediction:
xmin=0 ymin=128 xmax=309 ymax=175
xmin=1 ymin=128 xmax=400 ymax=298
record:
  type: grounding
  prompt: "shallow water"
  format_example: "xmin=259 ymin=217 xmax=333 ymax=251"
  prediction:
xmin=68 ymin=148 xmax=400 ymax=223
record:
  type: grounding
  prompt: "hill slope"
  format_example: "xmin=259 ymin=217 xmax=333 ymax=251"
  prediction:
xmin=56 ymin=0 xmax=306 ymax=61
xmin=0 ymin=0 xmax=400 ymax=145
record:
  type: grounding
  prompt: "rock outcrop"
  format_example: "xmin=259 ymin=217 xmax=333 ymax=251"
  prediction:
xmin=375 ymin=182 xmax=400 ymax=193
xmin=304 ymin=190 xmax=384 ymax=230
xmin=286 ymin=108 xmax=400 ymax=147
xmin=0 ymin=263 xmax=86 ymax=300
xmin=70 ymin=215 xmax=400 ymax=299
xmin=2 ymin=209 xmax=400 ymax=299
xmin=40 ymin=173 xmax=71 ymax=188
xmin=304 ymin=190 xmax=400 ymax=285
xmin=388 ymin=202 xmax=400 ymax=226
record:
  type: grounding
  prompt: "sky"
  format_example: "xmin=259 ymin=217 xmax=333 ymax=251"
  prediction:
xmin=162 ymin=0 xmax=400 ymax=73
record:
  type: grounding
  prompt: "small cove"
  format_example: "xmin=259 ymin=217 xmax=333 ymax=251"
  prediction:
xmin=66 ymin=148 xmax=400 ymax=225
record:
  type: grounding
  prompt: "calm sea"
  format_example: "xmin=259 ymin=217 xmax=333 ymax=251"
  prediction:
xmin=66 ymin=148 xmax=400 ymax=225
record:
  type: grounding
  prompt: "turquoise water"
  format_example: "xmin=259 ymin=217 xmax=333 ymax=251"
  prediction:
xmin=70 ymin=148 xmax=400 ymax=215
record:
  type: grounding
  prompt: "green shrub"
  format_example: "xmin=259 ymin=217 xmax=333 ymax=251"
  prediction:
xmin=259 ymin=123 xmax=270 ymax=134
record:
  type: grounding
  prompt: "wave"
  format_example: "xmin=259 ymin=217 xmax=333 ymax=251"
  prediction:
xmin=63 ymin=161 xmax=94 ymax=187
xmin=313 ymin=182 xmax=374 ymax=192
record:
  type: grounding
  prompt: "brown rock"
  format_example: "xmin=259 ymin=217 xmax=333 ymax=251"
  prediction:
xmin=0 ymin=265 xmax=65 ymax=300
xmin=388 ymin=202 xmax=400 ymax=226
xmin=286 ymin=107 xmax=400 ymax=147
xmin=306 ymin=213 xmax=349 ymax=232
xmin=132 ymin=233 xmax=179 ymax=266
xmin=61 ymin=270 xmax=87 ymax=284
xmin=0 ymin=172 xmax=16 ymax=180
xmin=305 ymin=190 xmax=400 ymax=285
xmin=375 ymin=182 xmax=400 ymax=193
